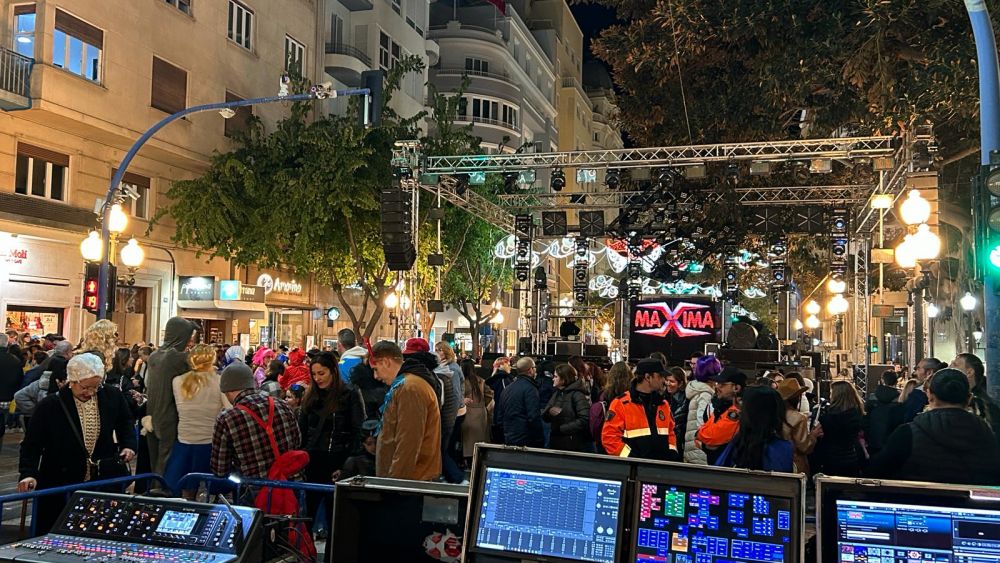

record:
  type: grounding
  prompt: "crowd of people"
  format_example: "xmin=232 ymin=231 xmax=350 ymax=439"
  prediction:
xmin=4 ymin=320 xmax=1000 ymax=538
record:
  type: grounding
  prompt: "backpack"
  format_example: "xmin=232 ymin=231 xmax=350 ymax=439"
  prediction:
xmin=235 ymin=397 xmax=316 ymax=559
xmin=588 ymin=399 xmax=608 ymax=453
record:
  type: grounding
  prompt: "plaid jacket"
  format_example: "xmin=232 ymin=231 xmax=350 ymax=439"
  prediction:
xmin=211 ymin=390 xmax=302 ymax=479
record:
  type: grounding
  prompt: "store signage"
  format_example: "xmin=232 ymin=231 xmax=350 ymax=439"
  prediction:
xmin=629 ymin=297 xmax=720 ymax=361
xmin=219 ymin=280 xmax=266 ymax=303
xmin=5 ymin=247 xmax=27 ymax=265
xmin=179 ymin=276 xmax=215 ymax=301
xmin=256 ymin=273 xmax=303 ymax=296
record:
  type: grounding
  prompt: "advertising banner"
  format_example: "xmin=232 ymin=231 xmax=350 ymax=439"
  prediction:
xmin=628 ymin=297 xmax=721 ymax=362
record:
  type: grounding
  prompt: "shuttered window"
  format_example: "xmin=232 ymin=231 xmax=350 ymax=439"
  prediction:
xmin=224 ymin=92 xmax=253 ymax=138
xmin=15 ymin=143 xmax=68 ymax=201
xmin=151 ymin=57 xmax=186 ymax=114
xmin=52 ymin=9 xmax=103 ymax=82
xmin=13 ymin=5 xmax=36 ymax=59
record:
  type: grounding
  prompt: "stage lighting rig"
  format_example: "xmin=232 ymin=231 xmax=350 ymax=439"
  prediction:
xmin=550 ymin=169 xmax=566 ymax=192
xmin=605 ymin=168 xmax=622 ymax=189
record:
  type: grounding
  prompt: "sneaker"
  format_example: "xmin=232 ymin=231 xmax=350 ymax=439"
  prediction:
xmin=459 ymin=479 xmax=470 ymax=486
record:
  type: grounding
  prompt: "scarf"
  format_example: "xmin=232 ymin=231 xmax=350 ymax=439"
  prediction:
xmin=375 ymin=373 xmax=406 ymax=437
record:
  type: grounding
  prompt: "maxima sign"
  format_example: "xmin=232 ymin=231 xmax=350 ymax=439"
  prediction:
xmin=629 ymin=298 xmax=720 ymax=361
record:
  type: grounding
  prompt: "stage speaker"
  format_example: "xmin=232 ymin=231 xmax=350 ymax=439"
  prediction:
xmin=381 ymin=180 xmax=415 ymax=271
xmin=584 ymin=344 xmax=609 ymax=357
xmin=518 ymin=337 xmax=533 ymax=355
xmin=541 ymin=211 xmax=568 ymax=236
xmin=427 ymin=300 xmax=445 ymax=313
xmin=776 ymin=291 xmax=799 ymax=341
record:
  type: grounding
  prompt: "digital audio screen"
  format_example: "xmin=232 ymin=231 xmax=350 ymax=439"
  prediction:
xmin=156 ymin=511 xmax=200 ymax=536
xmin=634 ymin=482 xmax=793 ymax=562
xmin=835 ymin=499 xmax=1000 ymax=562
xmin=474 ymin=468 xmax=622 ymax=563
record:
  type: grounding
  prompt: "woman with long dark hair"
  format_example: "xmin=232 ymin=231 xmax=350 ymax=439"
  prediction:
xmin=813 ymin=380 xmax=866 ymax=476
xmin=460 ymin=359 xmax=493 ymax=464
xmin=299 ymin=352 xmax=363 ymax=536
xmin=716 ymin=386 xmax=793 ymax=472
xmin=544 ymin=364 xmax=592 ymax=452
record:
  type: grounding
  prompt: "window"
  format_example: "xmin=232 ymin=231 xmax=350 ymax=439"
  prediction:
xmin=330 ymin=14 xmax=344 ymax=45
xmin=502 ymin=105 xmax=518 ymax=128
xmin=594 ymin=132 xmax=600 ymax=142
xmin=13 ymin=5 xmax=35 ymax=58
xmin=224 ymin=91 xmax=253 ymax=138
xmin=391 ymin=0 xmax=401 ymax=15
xmin=227 ymin=0 xmax=253 ymax=50
xmin=404 ymin=0 xmax=423 ymax=35
xmin=471 ymin=98 xmax=499 ymax=122
xmin=151 ymin=56 xmax=187 ymax=114
xmin=284 ymin=35 xmax=305 ymax=76
xmin=164 ymin=0 xmax=191 ymax=14
xmin=457 ymin=97 xmax=467 ymax=117
xmin=115 ymin=170 xmax=151 ymax=219
xmin=465 ymin=58 xmax=489 ymax=75
xmin=52 ymin=9 xmax=103 ymax=82
xmin=378 ymin=31 xmax=400 ymax=72
xmin=15 ymin=143 xmax=68 ymax=201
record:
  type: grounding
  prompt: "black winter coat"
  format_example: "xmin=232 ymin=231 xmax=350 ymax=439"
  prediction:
xmin=543 ymin=380 xmax=592 ymax=451
xmin=866 ymin=407 xmax=1000 ymax=486
xmin=497 ymin=375 xmax=543 ymax=447
xmin=299 ymin=386 xmax=364 ymax=481
xmin=0 ymin=351 xmax=22 ymax=402
xmin=813 ymin=407 xmax=864 ymax=477
xmin=19 ymin=387 xmax=137 ymax=487
xmin=864 ymin=385 xmax=902 ymax=454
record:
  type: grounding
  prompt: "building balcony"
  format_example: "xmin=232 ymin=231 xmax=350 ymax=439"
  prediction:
xmin=338 ymin=0 xmax=373 ymax=11
xmin=456 ymin=114 xmax=519 ymax=133
xmin=436 ymin=67 xmax=513 ymax=83
xmin=0 ymin=46 xmax=33 ymax=111
xmin=324 ymin=42 xmax=371 ymax=87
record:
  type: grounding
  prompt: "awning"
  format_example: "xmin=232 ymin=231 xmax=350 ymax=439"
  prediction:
xmin=177 ymin=299 xmax=267 ymax=319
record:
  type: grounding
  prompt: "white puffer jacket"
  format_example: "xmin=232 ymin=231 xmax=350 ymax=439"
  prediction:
xmin=683 ymin=380 xmax=715 ymax=464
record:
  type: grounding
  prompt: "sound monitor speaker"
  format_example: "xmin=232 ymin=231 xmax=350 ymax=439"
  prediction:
xmin=579 ymin=211 xmax=605 ymax=237
xmin=381 ymin=182 xmax=415 ymax=271
xmin=541 ymin=211 xmax=568 ymax=236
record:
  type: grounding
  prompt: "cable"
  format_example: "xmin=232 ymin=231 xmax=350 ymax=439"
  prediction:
xmin=666 ymin=0 xmax=694 ymax=144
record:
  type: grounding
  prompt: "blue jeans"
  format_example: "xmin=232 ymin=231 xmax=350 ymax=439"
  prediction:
xmin=163 ymin=441 xmax=212 ymax=494
xmin=440 ymin=426 xmax=465 ymax=483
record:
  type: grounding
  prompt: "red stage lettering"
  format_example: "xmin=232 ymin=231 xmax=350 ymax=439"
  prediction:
xmin=635 ymin=309 xmax=662 ymax=328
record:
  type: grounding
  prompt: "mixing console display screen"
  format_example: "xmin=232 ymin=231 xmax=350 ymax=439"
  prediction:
xmin=156 ymin=512 xmax=200 ymax=536
xmin=634 ymin=482 xmax=793 ymax=562
xmin=835 ymin=499 xmax=1000 ymax=562
xmin=474 ymin=467 xmax=622 ymax=563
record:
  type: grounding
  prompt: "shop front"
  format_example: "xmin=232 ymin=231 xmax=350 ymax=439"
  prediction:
xmin=1 ymin=233 xmax=84 ymax=342
xmin=246 ymin=268 xmax=315 ymax=349
xmin=176 ymin=276 xmax=267 ymax=345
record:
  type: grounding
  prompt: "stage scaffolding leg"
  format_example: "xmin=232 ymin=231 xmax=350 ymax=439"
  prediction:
xmin=853 ymin=235 xmax=870 ymax=396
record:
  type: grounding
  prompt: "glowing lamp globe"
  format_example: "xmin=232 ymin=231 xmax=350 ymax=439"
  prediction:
xmin=384 ymin=291 xmax=399 ymax=309
xmin=805 ymin=315 xmax=820 ymax=329
xmin=827 ymin=277 xmax=847 ymax=294
xmin=911 ymin=224 xmax=941 ymax=261
xmin=108 ymin=203 xmax=129 ymax=234
xmin=900 ymin=190 xmax=931 ymax=226
xmin=961 ymin=292 xmax=978 ymax=312
xmin=119 ymin=238 xmax=144 ymax=268
xmin=926 ymin=303 xmax=940 ymax=319
xmin=399 ymin=294 xmax=411 ymax=311
xmin=895 ymin=235 xmax=918 ymax=269
xmin=492 ymin=311 xmax=505 ymax=325
xmin=794 ymin=319 xmax=804 ymax=330
xmin=827 ymin=294 xmax=849 ymax=315
xmin=805 ymin=300 xmax=821 ymax=316
xmin=80 ymin=231 xmax=103 ymax=262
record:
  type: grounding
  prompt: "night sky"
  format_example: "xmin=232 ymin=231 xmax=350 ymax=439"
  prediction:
xmin=569 ymin=3 xmax=619 ymax=61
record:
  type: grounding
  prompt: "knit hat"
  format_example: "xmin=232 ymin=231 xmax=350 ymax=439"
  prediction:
xmin=635 ymin=358 xmax=664 ymax=377
xmin=402 ymin=338 xmax=431 ymax=355
xmin=712 ymin=366 xmax=748 ymax=387
xmin=220 ymin=362 xmax=255 ymax=393
xmin=67 ymin=353 xmax=104 ymax=382
xmin=929 ymin=368 xmax=971 ymax=405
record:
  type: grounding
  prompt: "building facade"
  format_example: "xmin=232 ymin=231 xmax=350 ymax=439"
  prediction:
xmin=0 ymin=0 xmax=324 ymax=344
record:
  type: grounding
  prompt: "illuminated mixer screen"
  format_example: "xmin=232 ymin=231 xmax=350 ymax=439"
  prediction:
xmin=634 ymin=482 xmax=793 ymax=562
xmin=156 ymin=512 xmax=200 ymax=536
xmin=834 ymin=499 xmax=1000 ymax=562
xmin=474 ymin=468 xmax=622 ymax=563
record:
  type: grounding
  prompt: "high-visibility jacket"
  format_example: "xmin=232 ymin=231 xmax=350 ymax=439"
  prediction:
xmin=601 ymin=389 xmax=677 ymax=460
xmin=697 ymin=403 xmax=740 ymax=448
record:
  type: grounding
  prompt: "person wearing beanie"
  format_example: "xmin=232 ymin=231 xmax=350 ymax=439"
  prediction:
xmin=146 ymin=316 xmax=198 ymax=476
xmin=601 ymin=359 xmax=679 ymax=461
xmin=866 ymin=368 xmax=1000 ymax=485
xmin=18 ymin=352 xmax=136 ymax=533
xmin=210 ymin=361 xmax=301 ymax=481
xmin=683 ymin=355 xmax=721 ymax=464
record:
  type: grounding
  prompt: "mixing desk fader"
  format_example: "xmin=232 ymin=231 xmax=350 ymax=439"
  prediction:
xmin=0 ymin=492 xmax=261 ymax=563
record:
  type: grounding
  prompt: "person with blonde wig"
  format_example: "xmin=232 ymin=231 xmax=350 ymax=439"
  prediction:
xmin=164 ymin=344 xmax=224 ymax=496
xmin=81 ymin=319 xmax=118 ymax=374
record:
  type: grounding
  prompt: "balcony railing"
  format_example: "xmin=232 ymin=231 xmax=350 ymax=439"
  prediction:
xmin=436 ymin=67 xmax=511 ymax=82
xmin=0 ymin=46 xmax=33 ymax=110
xmin=324 ymin=42 xmax=372 ymax=67
xmin=456 ymin=114 xmax=519 ymax=132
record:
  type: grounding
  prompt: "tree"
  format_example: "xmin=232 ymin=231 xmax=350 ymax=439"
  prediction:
xmin=152 ymin=58 xmax=428 ymax=339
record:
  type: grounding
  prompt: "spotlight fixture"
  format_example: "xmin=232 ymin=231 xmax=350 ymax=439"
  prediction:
xmin=550 ymin=169 xmax=566 ymax=192
xmin=656 ymin=167 xmax=676 ymax=189
xmin=454 ymin=174 xmax=469 ymax=196
xmin=605 ymin=168 xmax=622 ymax=189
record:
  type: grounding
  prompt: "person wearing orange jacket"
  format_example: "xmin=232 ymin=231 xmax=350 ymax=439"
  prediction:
xmin=601 ymin=359 xmax=680 ymax=461
xmin=696 ymin=366 xmax=747 ymax=464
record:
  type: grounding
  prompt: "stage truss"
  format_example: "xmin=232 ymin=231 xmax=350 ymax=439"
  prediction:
xmin=396 ymin=129 xmax=933 ymax=392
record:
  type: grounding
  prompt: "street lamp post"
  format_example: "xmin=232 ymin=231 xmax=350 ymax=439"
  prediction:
xmin=962 ymin=291 xmax=978 ymax=353
xmin=94 ymin=86 xmax=372 ymax=318
xmin=384 ymin=290 xmax=400 ymax=344
xmin=927 ymin=302 xmax=939 ymax=358
xmin=895 ymin=190 xmax=940 ymax=365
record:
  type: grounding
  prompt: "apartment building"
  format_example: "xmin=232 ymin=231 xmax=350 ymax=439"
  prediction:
xmin=322 ymin=0 xmax=433 ymax=121
xmin=0 ymin=0 xmax=337 ymax=345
